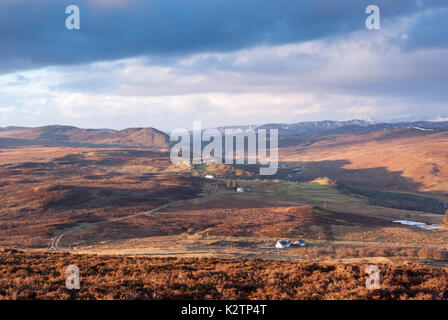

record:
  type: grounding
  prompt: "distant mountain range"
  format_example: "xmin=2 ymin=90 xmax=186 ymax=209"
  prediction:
xmin=257 ymin=120 xmax=373 ymax=135
xmin=1 ymin=120 xmax=448 ymax=148
xmin=236 ymin=119 xmax=448 ymax=136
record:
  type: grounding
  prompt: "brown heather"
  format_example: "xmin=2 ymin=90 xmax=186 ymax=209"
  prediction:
xmin=1 ymin=249 xmax=448 ymax=300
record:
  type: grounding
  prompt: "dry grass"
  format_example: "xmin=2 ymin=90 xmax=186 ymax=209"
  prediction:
xmin=1 ymin=249 xmax=448 ymax=300
xmin=0 ymin=147 xmax=204 ymax=248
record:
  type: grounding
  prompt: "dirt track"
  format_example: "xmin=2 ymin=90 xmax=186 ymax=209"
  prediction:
xmin=50 ymin=203 xmax=173 ymax=250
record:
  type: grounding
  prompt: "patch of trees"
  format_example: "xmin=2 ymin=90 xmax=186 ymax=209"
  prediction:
xmin=339 ymin=183 xmax=446 ymax=214
xmin=226 ymin=178 xmax=239 ymax=190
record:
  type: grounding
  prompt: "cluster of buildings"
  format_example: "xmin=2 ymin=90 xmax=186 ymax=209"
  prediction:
xmin=275 ymin=239 xmax=306 ymax=249
xmin=236 ymin=187 xmax=252 ymax=193
xmin=204 ymin=175 xmax=253 ymax=193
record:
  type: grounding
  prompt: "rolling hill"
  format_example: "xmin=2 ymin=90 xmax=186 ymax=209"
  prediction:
xmin=280 ymin=126 xmax=448 ymax=205
xmin=0 ymin=125 xmax=170 ymax=148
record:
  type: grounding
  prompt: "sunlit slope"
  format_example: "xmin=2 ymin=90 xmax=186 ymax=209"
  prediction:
xmin=281 ymin=128 xmax=448 ymax=196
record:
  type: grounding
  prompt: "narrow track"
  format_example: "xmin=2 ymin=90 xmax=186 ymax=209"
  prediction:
xmin=50 ymin=203 xmax=173 ymax=251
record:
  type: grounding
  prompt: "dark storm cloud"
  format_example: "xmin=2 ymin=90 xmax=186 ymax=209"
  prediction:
xmin=404 ymin=7 xmax=448 ymax=50
xmin=0 ymin=0 xmax=446 ymax=74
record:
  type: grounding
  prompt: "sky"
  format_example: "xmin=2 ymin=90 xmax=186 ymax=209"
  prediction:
xmin=0 ymin=0 xmax=447 ymax=130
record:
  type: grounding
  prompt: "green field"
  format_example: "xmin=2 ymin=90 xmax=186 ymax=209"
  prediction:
xmin=214 ymin=178 xmax=367 ymax=207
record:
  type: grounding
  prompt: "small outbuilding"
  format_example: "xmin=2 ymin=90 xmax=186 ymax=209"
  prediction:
xmin=293 ymin=240 xmax=306 ymax=247
xmin=204 ymin=175 xmax=215 ymax=179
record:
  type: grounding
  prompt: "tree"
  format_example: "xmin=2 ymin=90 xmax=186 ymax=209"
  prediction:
xmin=232 ymin=180 xmax=239 ymax=190
xmin=226 ymin=178 xmax=233 ymax=189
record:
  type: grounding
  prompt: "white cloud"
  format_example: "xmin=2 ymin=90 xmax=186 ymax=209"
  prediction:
xmin=0 ymin=106 xmax=16 ymax=124
xmin=0 ymin=106 xmax=15 ymax=113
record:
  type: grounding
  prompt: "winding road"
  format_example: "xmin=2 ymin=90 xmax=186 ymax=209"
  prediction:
xmin=50 ymin=203 xmax=173 ymax=251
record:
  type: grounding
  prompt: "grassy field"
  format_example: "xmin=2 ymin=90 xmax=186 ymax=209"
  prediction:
xmin=216 ymin=178 xmax=366 ymax=206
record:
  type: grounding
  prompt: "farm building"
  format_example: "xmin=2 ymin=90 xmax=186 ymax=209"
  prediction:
xmin=275 ymin=240 xmax=291 ymax=249
xmin=204 ymin=175 xmax=215 ymax=179
xmin=293 ymin=240 xmax=306 ymax=247
xmin=236 ymin=187 xmax=245 ymax=193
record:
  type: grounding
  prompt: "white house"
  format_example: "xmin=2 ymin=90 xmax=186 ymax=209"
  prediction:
xmin=236 ymin=187 xmax=245 ymax=193
xmin=204 ymin=175 xmax=215 ymax=179
xmin=275 ymin=240 xmax=291 ymax=249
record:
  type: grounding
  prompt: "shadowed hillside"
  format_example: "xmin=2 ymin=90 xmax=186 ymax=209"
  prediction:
xmin=281 ymin=127 xmax=448 ymax=199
